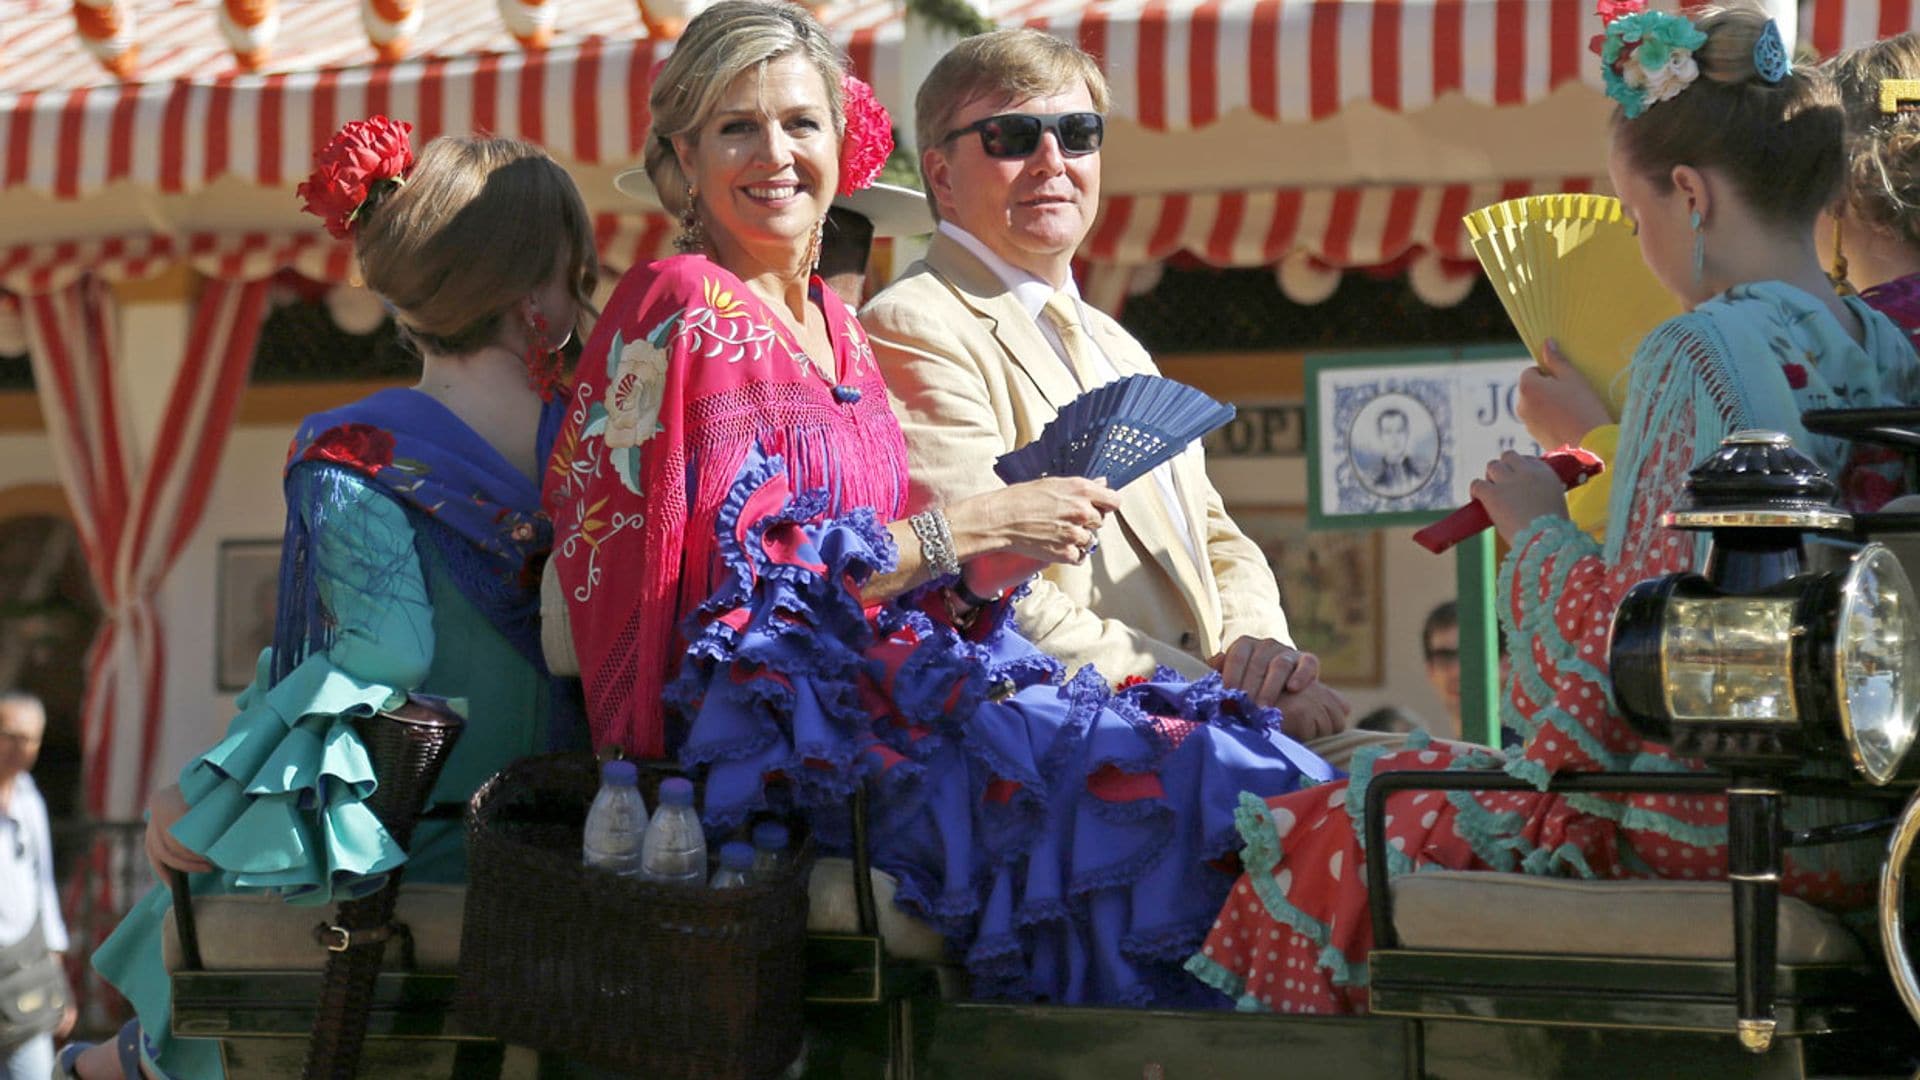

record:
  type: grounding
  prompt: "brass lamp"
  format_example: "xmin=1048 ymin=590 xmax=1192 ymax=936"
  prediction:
xmin=1608 ymin=431 xmax=1920 ymax=1051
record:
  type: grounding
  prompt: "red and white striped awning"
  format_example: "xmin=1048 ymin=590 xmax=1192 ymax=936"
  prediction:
xmin=0 ymin=174 xmax=1598 ymax=308
xmin=3 ymin=0 xmax=1885 ymax=297
xmin=1807 ymin=0 xmax=1920 ymax=55
xmin=1083 ymin=175 xmax=1597 ymax=267
xmin=0 ymin=210 xmax=682 ymax=293
xmin=4 ymin=0 xmax=1904 ymax=199
xmin=1 ymin=0 xmax=1628 ymax=201
xmin=1073 ymin=174 xmax=1599 ymax=307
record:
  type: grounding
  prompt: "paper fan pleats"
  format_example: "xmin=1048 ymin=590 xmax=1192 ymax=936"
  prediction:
xmin=995 ymin=374 xmax=1236 ymax=488
xmin=1463 ymin=194 xmax=1680 ymax=419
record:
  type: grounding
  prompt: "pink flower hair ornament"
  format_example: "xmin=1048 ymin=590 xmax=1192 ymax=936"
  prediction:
xmin=838 ymin=74 xmax=894 ymax=197
xmin=297 ymin=116 xmax=417 ymax=240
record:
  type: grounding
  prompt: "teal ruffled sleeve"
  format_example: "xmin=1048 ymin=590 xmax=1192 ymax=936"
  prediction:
xmin=170 ymin=467 xmax=438 ymax=905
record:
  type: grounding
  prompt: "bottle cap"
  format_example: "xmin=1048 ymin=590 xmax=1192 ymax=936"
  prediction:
xmin=752 ymin=821 xmax=790 ymax=851
xmin=599 ymin=760 xmax=638 ymax=786
xmin=659 ymin=776 xmax=695 ymax=806
xmin=720 ymin=841 xmax=755 ymax=870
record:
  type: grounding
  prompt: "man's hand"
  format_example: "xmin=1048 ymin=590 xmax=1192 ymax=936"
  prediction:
xmin=1273 ymin=682 xmax=1352 ymax=743
xmin=1212 ymin=636 xmax=1319 ymax=706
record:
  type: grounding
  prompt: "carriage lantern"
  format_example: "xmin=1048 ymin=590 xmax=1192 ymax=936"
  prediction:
xmin=1608 ymin=430 xmax=1920 ymax=1050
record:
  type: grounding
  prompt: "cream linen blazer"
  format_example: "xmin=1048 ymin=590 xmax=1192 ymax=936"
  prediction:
xmin=863 ymin=234 xmax=1292 ymax=681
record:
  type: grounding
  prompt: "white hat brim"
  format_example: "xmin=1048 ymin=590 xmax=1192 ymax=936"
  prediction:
xmin=612 ymin=168 xmax=933 ymax=238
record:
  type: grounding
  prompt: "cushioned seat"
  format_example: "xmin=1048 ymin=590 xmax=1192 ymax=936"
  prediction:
xmin=163 ymin=863 xmax=950 ymax=974
xmin=805 ymin=857 xmax=948 ymax=962
xmin=1307 ymin=730 xmax=1503 ymax=771
xmin=1389 ymin=871 xmax=1865 ymax=964
xmin=162 ymin=884 xmax=468 ymax=973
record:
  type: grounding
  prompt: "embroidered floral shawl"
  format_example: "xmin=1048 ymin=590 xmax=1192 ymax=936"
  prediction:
xmin=276 ymin=388 xmax=564 ymax=683
xmin=543 ymin=255 xmax=909 ymax=757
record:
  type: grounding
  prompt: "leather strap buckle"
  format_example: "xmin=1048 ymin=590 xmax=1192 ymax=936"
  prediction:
xmin=314 ymin=922 xmax=399 ymax=953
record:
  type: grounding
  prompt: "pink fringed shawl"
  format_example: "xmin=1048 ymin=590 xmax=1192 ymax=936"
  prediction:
xmin=543 ymin=255 xmax=910 ymax=757
xmin=1862 ymin=273 xmax=1920 ymax=352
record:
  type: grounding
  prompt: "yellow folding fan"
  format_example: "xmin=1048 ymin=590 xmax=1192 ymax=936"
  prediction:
xmin=1463 ymin=194 xmax=1681 ymax=419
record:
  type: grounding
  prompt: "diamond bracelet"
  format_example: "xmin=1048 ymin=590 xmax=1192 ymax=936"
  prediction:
xmin=909 ymin=508 xmax=961 ymax=580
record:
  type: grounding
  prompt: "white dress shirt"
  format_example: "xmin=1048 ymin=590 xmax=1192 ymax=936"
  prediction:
xmin=0 ymin=774 xmax=68 ymax=952
xmin=937 ymin=222 xmax=1200 ymax=565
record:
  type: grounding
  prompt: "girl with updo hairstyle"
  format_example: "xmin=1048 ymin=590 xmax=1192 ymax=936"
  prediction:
xmin=1195 ymin=2 xmax=1920 ymax=1015
xmin=1823 ymin=32 xmax=1920 ymax=346
xmin=65 ymin=125 xmax=592 ymax=1080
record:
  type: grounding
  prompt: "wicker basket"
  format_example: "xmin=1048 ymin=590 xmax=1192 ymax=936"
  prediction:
xmin=458 ymin=753 xmax=810 ymax=1079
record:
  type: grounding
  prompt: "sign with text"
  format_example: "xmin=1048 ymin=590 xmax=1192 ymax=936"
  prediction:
xmin=1306 ymin=349 xmax=1541 ymax=529
xmin=1204 ymin=404 xmax=1307 ymax=458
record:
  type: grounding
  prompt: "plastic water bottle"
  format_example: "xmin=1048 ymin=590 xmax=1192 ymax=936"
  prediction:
xmin=639 ymin=777 xmax=708 ymax=886
xmin=582 ymin=760 xmax=649 ymax=877
xmin=751 ymin=821 xmax=791 ymax=882
xmin=710 ymin=842 xmax=756 ymax=889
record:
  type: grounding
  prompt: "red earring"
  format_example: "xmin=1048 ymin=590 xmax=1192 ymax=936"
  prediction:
xmin=523 ymin=307 xmax=564 ymax=401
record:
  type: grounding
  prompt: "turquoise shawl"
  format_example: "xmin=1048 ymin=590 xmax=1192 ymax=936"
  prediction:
xmin=1603 ymin=281 xmax=1920 ymax=565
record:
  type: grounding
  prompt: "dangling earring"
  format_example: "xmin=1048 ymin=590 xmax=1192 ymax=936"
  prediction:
xmin=1829 ymin=217 xmax=1858 ymax=297
xmin=523 ymin=306 xmax=563 ymax=401
xmin=806 ymin=215 xmax=826 ymax=276
xmin=1690 ymin=209 xmax=1705 ymax=289
xmin=675 ymin=181 xmax=706 ymax=254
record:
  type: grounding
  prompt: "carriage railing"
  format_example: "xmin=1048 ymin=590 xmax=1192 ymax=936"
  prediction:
xmin=50 ymin=819 xmax=145 ymax=1040
xmin=1362 ymin=766 xmax=1911 ymax=1048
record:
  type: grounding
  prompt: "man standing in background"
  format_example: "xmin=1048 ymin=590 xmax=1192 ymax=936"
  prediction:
xmin=0 ymin=692 xmax=73 ymax=1079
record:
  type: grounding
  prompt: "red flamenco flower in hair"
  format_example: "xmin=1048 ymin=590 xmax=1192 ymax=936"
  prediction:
xmin=838 ymin=74 xmax=894 ymax=197
xmin=297 ymin=116 xmax=416 ymax=240
xmin=1589 ymin=0 xmax=1646 ymax=55
xmin=302 ymin=423 xmax=397 ymax=474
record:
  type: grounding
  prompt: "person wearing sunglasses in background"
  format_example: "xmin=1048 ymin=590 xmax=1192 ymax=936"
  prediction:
xmin=866 ymin=29 xmax=1357 ymax=752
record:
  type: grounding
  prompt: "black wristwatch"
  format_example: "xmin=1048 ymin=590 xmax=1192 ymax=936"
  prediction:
xmin=952 ymin=574 xmax=1000 ymax=610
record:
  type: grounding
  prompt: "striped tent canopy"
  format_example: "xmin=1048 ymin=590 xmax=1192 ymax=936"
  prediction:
xmin=7 ymin=0 xmax=1610 ymax=197
xmin=2 ymin=0 xmax=1900 ymax=290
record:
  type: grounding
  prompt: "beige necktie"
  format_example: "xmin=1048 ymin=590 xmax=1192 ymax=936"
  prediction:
xmin=1042 ymin=291 xmax=1102 ymax=390
xmin=1044 ymin=291 xmax=1207 ymax=597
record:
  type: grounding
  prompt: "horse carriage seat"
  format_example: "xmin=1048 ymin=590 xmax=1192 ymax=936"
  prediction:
xmin=162 ymin=887 xmax=467 ymax=974
xmin=1389 ymin=873 xmax=1863 ymax=963
xmin=161 ymin=864 xmax=948 ymax=976
xmin=162 ymin=863 xmax=945 ymax=1078
xmin=1364 ymin=773 xmax=1898 ymax=1077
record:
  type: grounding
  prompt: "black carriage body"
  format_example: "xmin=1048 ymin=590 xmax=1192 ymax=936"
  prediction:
xmin=166 ymin=413 xmax=1920 ymax=1079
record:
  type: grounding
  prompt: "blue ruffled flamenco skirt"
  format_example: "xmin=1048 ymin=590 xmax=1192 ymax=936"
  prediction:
xmin=665 ymin=448 xmax=1334 ymax=1008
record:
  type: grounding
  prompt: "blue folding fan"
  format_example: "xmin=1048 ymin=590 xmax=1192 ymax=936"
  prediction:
xmin=994 ymin=374 xmax=1237 ymax=488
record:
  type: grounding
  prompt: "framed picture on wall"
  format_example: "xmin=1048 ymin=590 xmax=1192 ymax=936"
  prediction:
xmin=1230 ymin=505 xmax=1384 ymax=687
xmin=216 ymin=539 xmax=282 ymax=692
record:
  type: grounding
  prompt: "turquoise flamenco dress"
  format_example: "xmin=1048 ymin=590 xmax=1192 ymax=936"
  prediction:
xmin=92 ymin=391 xmax=564 ymax=1079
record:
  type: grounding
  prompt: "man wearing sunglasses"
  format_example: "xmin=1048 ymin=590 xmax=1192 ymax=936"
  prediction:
xmin=865 ymin=30 xmax=1352 ymax=745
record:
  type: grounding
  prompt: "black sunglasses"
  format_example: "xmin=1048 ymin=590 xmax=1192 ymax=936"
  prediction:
xmin=940 ymin=111 xmax=1105 ymax=159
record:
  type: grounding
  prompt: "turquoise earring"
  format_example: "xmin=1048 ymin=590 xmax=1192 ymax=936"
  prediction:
xmin=1690 ymin=209 xmax=1705 ymax=288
